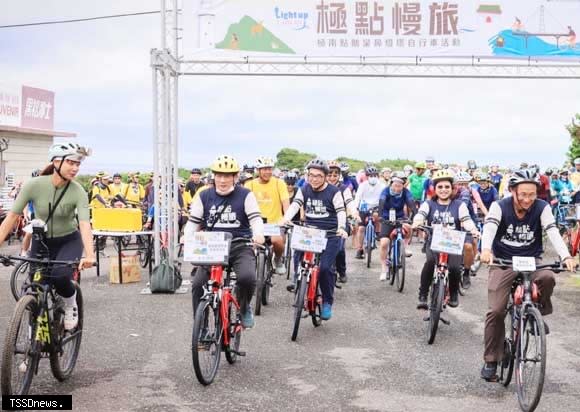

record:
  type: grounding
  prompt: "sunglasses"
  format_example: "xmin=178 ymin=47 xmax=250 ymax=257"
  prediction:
xmin=436 ymin=184 xmax=452 ymax=189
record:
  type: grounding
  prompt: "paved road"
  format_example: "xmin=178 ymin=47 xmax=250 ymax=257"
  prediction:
xmin=0 ymin=239 xmax=579 ymax=412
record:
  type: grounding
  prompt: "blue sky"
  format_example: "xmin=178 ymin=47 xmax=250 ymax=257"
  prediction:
xmin=2 ymin=0 xmax=580 ymax=174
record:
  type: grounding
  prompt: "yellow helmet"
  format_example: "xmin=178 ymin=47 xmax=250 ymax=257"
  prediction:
xmin=211 ymin=155 xmax=239 ymax=173
xmin=431 ymin=169 xmax=455 ymax=185
xmin=95 ymin=171 xmax=106 ymax=178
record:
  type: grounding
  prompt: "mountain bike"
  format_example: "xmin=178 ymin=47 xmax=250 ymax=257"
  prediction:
xmin=0 ymin=255 xmax=86 ymax=396
xmin=255 ymin=224 xmax=278 ymax=316
xmin=384 ymin=217 xmax=411 ymax=293
xmin=363 ymin=208 xmax=380 ymax=268
xmin=492 ymin=258 xmax=566 ymax=412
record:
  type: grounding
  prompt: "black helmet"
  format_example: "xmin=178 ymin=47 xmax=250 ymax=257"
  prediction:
xmin=113 ymin=172 xmax=121 ymax=178
xmin=365 ymin=165 xmax=378 ymax=175
xmin=508 ymin=169 xmax=540 ymax=188
xmin=31 ymin=169 xmax=40 ymax=178
xmin=191 ymin=168 xmax=202 ymax=174
xmin=306 ymin=158 xmax=329 ymax=174
xmin=285 ymin=171 xmax=298 ymax=186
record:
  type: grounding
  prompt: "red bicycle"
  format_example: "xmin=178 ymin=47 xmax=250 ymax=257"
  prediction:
xmin=191 ymin=236 xmax=259 ymax=385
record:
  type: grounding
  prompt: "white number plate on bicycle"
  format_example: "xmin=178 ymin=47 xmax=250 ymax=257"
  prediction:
xmin=512 ymin=257 xmax=536 ymax=272
xmin=263 ymin=224 xmax=281 ymax=237
xmin=430 ymin=225 xmax=466 ymax=255
xmin=290 ymin=226 xmax=327 ymax=253
xmin=184 ymin=232 xmax=230 ymax=264
xmin=576 ymin=204 xmax=580 ymax=220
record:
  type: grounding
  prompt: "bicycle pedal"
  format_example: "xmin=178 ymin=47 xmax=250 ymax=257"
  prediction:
xmin=440 ymin=318 xmax=450 ymax=325
xmin=231 ymin=350 xmax=246 ymax=357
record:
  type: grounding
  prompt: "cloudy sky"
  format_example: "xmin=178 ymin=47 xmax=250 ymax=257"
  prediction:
xmin=2 ymin=0 xmax=579 ymax=174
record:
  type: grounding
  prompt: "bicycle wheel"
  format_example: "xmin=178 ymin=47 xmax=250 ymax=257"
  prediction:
xmin=224 ymin=299 xmax=242 ymax=365
xmin=10 ymin=261 xmax=29 ymax=302
xmin=50 ymin=282 xmax=83 ymax=381
xmin=291 ymin=276 xmax=307 ymax=342
xmin=311 ymin=282 xmax=322 ymax=327
xmin=192 ymin=299 xmax=222 ymax=386
xmin=138 ymin=236 xmax=151 ymax=268
xmin=427 ymin=279 xmax=444 ymax=345
xmin=1 ymin=295 xmax=39 ymax=395
xmin=285 ymin=234 xmax=292 ymax=280
xmin=500 ymin=301 xmax=515 ymax=387
xmin=261 ymin=256 xmax=272 ymax=306
xmin=366 ymin=235 xmax=373 ymax=269
xmin=254 ymin=251 xmax=266 ymax=316
xmin=389 ymin=244 xmax=396 ymax=286
xmin=395 ymin=240 xmax=406 ymax=293
xmin=515 ymin=306 xmax=546 ymax=412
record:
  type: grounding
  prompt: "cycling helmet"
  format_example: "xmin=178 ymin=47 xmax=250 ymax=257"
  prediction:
xmin=508 ymin=169 xmax=540 ymax=188
xmin=243 ymin=164 xmax=255 ymax=173
xmin=285 ymin=171 xmax=298 ymax=186
xmin=31 ymin=169 xmax=40 ymax=178
xmin=425 ymin=156 xmax=435 ymax=163
xmin=191 ymin=168 xmax=202 ymax=174
xmin=306 ymin=158 xmax=329 ymax=174
xmin=475 ymin=172 xmax=490 ymax=182
xmin=431 ymin=169 xmax=455 ymax=185
xmin=48 ymin=142 xmax=91 ymax=162
xmin=467 ymin=160 xmax=477 ymax=170
xmin=365 ymin=165 xmax=378 ymax=176
xmin=113 ymin=173 xmax=121 ymax=178
xmin=560 ymin=168 xmax=569 ymax=175
xmin=529 ymin=164 xmax=540 ymax=174
xmin=520 ymin=162 xmax=529 ymax=169
xmin=414 ymin=162 xmax=426 ymax=169
xmin=431 ymin=163 xmax=442 ymax=171
xmin=381 ymin=167 xmax=392 ymax=173
xmin=255 ymin=156 xmax=275 ymax=169
xmin=391 ymin=175 xmax=405 ymax=184
xmin=404 ymin=164 xmax=414 ymax=172
xmin=454 ymin=171 xmax=472 ymax=184
xmin=544 ymin=168 xmax=553 ymax=176
xmin=95 ymin=171 xmax=106 ymax=178
xmin=211 ymin=155 xmax=239 ymax=173
xmin=328 ymin=160 xmax=341 ymax=171
xmin=339 ymin=162 xmax=350 ymax=173
xmin=574 ymin=158 xmax=580 ymax=166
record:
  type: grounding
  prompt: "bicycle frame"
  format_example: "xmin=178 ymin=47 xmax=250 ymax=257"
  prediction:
xmin=301 ymin=251 xmax=321 ymax=313
xmin=207 ymin=265 xmax=241 ymax=346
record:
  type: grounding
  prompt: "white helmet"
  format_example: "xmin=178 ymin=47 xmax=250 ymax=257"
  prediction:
xmin=403 ymin=165 xmax=413 ymax=172
xmin=454 ymin=171 xmax=473 ymax=183
xmin=48 ymin=142 xmax=91 ymax=162
xmin=255 ymin=156 xmax=275 ymax=169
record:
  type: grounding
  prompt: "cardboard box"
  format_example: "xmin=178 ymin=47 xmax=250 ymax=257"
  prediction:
xmin=92 ymin=208 xmax=142 ymax=232
xmin=109 ymin=253 xmax=141 ymax=284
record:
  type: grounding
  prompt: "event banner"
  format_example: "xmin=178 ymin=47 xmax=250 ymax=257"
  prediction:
xmin=0 ymin=84 xmax=54 ymax=130
xmin=183 ymin=0 xmax=580 ymax=59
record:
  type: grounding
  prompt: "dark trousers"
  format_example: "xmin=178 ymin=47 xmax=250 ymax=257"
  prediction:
xmin=318 ymin=237 xmax=341 ymax=305
xmin=335 ymin=238 xmax=346 ymax=276
xmin=419 ymin=246 xmax=462 ymax=297
xmin=191 ymin=244 xmax=256 ymax=314
xmin=30 ymin=231 xmax=82 ymax=298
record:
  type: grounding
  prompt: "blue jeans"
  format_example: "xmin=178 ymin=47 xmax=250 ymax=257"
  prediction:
xmin=319 ymin=237 xmax=341 ymax=305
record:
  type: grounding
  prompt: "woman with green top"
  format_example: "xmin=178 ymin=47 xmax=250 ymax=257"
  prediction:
xmin=0 ymin=142 xmax=95 ymax=330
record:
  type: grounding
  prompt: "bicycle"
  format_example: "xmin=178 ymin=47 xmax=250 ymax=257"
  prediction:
xmin=191 ymin=236 xmax=257 ymax=386
xmin=0 ymin=255 xmax=86 ymax=395
xmin=418 ymin=225 xmax=465 ymax=344
xmin=254 ymin=225 xmax=277 ymax=316
xmin=363 ymin=207 xmax=380 ymax=268
xmin=290 ymin=224 xmax=329 ymax=342
xmin=491 ymin=258 xmax=566 ymax=412
xmin=384 ymin=217 xmax=411 ymax=293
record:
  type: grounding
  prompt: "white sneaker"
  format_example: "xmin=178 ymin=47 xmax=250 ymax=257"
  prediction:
xmin=379 ymin=272 xmax=387 ymax=281
xmin=64 ymin=305 xmax=79 ymax=330
xmin=275 ymin=262 xmax=286 ymax=275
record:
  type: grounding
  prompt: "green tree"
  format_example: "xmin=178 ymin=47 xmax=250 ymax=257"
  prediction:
xmin=276 ymin=148 xmax=316 ymax=169
xmin=566 ymin=113 xmax=580 ymax=162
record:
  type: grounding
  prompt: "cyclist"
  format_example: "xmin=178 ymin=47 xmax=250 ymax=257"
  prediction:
xmin=327 ymin=160 xmax=359 ymax=283
xmin=378 ymin=174 xmax=416 ymax=281
xmin=422 ymin=163 xmax=441 ymax=201
xmin=403 ymin=164 xmax=414 ymax=178
xmin=489 ymin=164 xmax=502 ymax=192
xmin=475 ymin=173 xmax=498 ymax=212
xmin=245 ymin=156 xmax=290 ymax=274
xmin=90 ymin=172 xmax=112 ymax=209
xmin=570 ymin=158 xmax=580 ymax=189
xmin=185 ymin=168 xmax=204 ymax=198
xmin=123 ymin=172 xmax=145 ymax=206
xmin=552 ymin=169 xmax=576 ymax=204
xmin=408 ymin=162 xmax=428 ymax=206
xmin=0 ymin=142 xmax=95 ymax=330
xmin=280 ymin=158 xmax=348 ymax=320
xmin=109 ymin=173 xmax=126 ymax=198
xmin=353 ymin=166 xmax=386 ymax=259
xmin=380 ymin=167 xmax=392 ymax=186
xmin=185 ymin=155 xmax=264 ymax=329
xmin=412 ymin=169 xmax=479 ymax=309
xmin=340 ymin=162 xmax=359 ymax=194
xmin=479 ymin=169 xmax=576 ymax=381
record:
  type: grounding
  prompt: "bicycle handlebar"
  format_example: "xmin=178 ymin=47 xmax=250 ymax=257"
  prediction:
xmin=488 ymin=258 xmax=566 ymax=272
xmin=0 ymin=254 xmax=97 ymax=269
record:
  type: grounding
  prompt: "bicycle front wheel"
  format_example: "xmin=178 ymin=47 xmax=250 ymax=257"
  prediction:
xmin=427 ymin=279 xmax=444 ymax=345
xmin=291 ymin=276 xmax=307 ymax=342
xmin=1 ymin=295 xmax=39 ymax=395
xmin=395 ymin=240 xmax=406 ymax=293
xmin=50 ymin=282 xmax=83 ymax=381
xmin=515 ymin=306 xmax=546 ymax=412
xmin=254 ymin=251 xmax=266 ymax=316
xmin=192 ymin=299 xmax=222 ymax=385
xmin=261 ymin=257 xmax=272 ymax=307
xmin=500 ymin=300 xmax=515 ymax=387
xmin=10 ymin=261 xmax=30 ymax=302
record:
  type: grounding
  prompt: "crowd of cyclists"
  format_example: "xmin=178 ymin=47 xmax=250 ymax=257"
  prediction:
xmin=0 ymin=143 xmax=578 ymax=397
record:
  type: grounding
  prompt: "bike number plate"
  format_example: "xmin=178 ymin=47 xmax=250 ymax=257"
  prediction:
xmin=430 ymin=225 xmax=466 ymax=255
xmin=263 ymin=224 xmax=281 ymax=237
xmin=389 ymin=209 xmax=396 ymax=222
xmin=512 ymin=257 xmax=536 ymax=272
xmin=576 ymin=204 xmax=580 ymax=220
xmin=183 ymin=231 xmax=230 ymax=264
xmin=291 ymin=226 xmax=327 ymax=253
